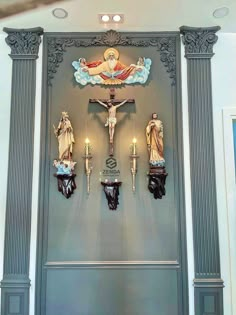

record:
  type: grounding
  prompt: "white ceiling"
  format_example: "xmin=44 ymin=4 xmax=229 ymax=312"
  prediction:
xmin=0 ymin=0 xmax=235 ymax=34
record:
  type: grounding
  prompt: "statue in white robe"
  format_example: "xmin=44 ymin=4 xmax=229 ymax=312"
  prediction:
xmin=54 ymin=112 xmax=75 ymax=160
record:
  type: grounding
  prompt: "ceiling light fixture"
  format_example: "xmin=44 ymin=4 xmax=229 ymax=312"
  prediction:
xmin=52 ymin=8 xmax=68 ymax=19
xmin=101 ymin=14 xmax=110 ymax=22
xmin=213 ymin=7 xmax=229 ymax=18
xmin=112 ymin=15 xmax=121 ymax=22
xmin=99 ymin=14 xmax=124 ymax=24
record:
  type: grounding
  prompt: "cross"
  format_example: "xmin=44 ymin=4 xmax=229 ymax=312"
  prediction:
xmin=89 ymin=88 xmax=135 ymax=104
xmin=89 ymin=88 xmax=135 ymax=156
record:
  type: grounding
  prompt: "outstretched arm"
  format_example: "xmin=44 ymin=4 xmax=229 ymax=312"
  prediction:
xmin=116 ymin=99 xmax=128 ymax=109
xmin=96 ymin=99 xmax=108 ymax=108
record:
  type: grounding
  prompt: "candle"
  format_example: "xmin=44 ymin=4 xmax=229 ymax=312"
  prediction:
xmin=132 ymin=138 xmax=137 ymax=155
xmin=85 ymin=138 xmax=90 ymax=155
xmin=133 ymin=157 xmax=136 ymax=172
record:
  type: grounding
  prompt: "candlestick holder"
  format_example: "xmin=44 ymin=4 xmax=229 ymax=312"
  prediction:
xmin=83 ymin=139 xmax=93 ymax=194
xmin=130 ymin=138 xmax=139 ymax=192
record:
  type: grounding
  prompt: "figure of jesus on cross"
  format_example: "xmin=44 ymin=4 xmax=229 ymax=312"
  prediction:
xmin=96 ymin=98 xmax=128 ymax=143
xmin=90 ymin=89 xmax=135 ymax=155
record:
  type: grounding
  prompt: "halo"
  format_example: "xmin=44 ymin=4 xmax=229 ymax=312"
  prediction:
xmin=104 ymin=48 xmax=119 ymax=60
xmin=62 ymin=111 xmax=69 ymax=118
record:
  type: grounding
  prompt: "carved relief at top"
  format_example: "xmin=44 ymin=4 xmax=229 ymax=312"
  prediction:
xmin=93 ymin=30 xmax=130 ymax=46
xmin=3 ymin=27 xmax=43 ymax=56
xmin=47 ymin=30 xmax=177 ymax=86
xmin=180 ymin=26 xmax=220 ymax=57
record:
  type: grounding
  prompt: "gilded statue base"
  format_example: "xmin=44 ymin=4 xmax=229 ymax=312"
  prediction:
xmin=101 ymin=181 xmax=122 ymax=210
xmin=54 ymin=174 xmax=76 ymax=199
xmin=148 ymin=166 xmax=168 ymax=199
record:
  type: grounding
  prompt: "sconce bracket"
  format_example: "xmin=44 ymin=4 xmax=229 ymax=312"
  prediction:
xmin=101 ymin=181 xmax=122 ymax=210
xmin=148 ymin=167 xmax=168 ymax=199
xmin=54 ymin=174 xmax=76 ymax=199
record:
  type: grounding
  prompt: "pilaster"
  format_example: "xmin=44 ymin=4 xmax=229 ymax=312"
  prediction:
xmin=1 ymin=27 xmax=43 ymax=315
xmin=180 ymin=26 xmax=223 ymax=315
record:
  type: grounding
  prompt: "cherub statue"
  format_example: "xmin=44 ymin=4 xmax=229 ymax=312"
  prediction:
xmin=53 ymin=159 xmax=77 ymax=175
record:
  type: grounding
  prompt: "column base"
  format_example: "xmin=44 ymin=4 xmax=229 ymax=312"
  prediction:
xmin=1 ymin=276 xmax=30 ymax=315
xmin=194 ymin=278 xmax=224 ymax=315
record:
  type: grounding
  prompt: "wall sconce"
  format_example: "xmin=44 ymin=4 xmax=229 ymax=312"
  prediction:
xmin=98 ymin=14 xmax=124 ymax=24
xmin=130 ymin=138 xmax=139 ymax=192
xmin=83 ymin=138 xmax=92 ymax=194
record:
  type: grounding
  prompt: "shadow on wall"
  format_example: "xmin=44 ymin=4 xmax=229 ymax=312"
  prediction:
xmin=0 ymin=0 xmax=67 ymax=19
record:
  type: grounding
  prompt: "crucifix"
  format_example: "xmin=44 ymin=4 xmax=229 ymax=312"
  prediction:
xmin=89 ymin=88 xmax=135 ymax=156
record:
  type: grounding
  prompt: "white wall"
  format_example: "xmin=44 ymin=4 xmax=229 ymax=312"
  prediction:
xmin=212 ymin=33 xmax=236 ymax=315
xmin=181 ymin=40 xmax=195 ymax=315
xmin=29 ymin=44 xmax=43 ymax=315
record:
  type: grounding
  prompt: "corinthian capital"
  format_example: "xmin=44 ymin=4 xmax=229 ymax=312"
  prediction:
xmin=3 ymin=27 xmax=43 ymax=57
xmin=180 ymin=26 xmax=220 ymax=58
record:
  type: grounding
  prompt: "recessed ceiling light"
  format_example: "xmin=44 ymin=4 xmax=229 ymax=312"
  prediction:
xmin=101 ymin=15 xmax=110 ymax=22
xmin=98 ymin=14 xmax=124 ymax=24
xmin=213 ymin=7 xmax=229 ymax=18
xmin=52 ymin=8 xmax=68 ymax=19
xmin=113 ymin=15 xmax=121 ymax=22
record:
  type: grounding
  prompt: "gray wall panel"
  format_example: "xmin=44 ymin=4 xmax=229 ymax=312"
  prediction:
xmin=36 ymin=31 xmax=188 ymax=315
xmin=46 ymin=269 xmax=178 ymax=315
xmin=47 ymin=45 xmax=177 ymax=262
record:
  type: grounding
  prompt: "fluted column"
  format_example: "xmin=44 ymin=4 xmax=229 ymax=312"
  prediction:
xmin=1 ymin=27 xmax=43 ymax=315
xmin=180 ymin=26 xmax=223 ymax=315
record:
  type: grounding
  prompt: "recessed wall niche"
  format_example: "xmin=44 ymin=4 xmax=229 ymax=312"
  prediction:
xmin=36 ymin=30 xmax=187 ymax=315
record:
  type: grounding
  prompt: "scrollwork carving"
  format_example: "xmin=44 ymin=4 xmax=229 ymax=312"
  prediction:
xmin=180 ymin=26 xmax=220 ymax=57
xmin=92 ymin=30 xmax=130 ymax=46
xmin=47 ymin=30 xmax=177 ymax=85
xmin=4 ymin=27 xmax=43 ymax=56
